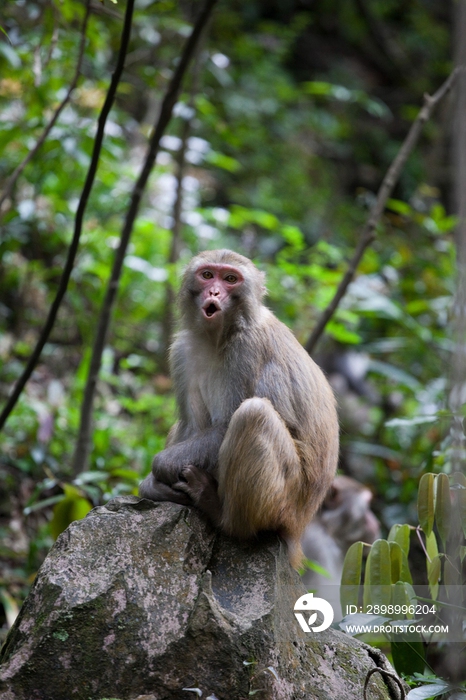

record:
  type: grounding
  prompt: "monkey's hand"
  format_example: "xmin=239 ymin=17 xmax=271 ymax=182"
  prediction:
xmin=151 ymin=426 xmax=227 ymax=485
xmin=139 ymin=472 xmax=193 ymax=505
xmin=174 ymin=465 xmax=222 ymax=528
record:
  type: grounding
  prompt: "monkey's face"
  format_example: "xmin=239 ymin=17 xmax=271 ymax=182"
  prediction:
xmin=189 ymin=262 xmax=244 ymax=324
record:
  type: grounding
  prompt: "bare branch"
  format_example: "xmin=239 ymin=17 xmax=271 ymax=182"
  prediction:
xmin=0 ymin=2 xmax=91 ymax=213
xmin=71 ymin=0 xmax=219 ymax=475
xmin=304 ymin=68 xmax=459 ymax=355
xmin=0 ymin=0 xmax=136 ymax=431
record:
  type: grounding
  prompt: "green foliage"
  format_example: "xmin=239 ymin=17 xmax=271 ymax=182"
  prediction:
xmin=406 ymin=675 xmax=466 ymax=700
xmin=341 ymin=472 xmax=466 ymax=683
xmin=49 ymin=484 xmax=92 ymax=540
xmin=340 ymin=541 xmax=364 ymax=612
xmin=300 ymin=557 xmax=332 ymax=579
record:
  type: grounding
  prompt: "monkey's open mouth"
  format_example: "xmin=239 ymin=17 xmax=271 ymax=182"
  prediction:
xmin=203 ymin=300 xmax=221 ymax=318
xmin=205 ymin=303 xmax=219 ymax=317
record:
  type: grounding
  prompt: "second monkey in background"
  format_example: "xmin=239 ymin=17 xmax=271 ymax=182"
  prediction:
xmin=301 ymin=475 xmax=380 ymax=618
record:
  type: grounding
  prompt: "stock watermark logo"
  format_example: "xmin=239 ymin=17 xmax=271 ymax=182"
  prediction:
xmin=294 ymin=592 xmax=334 ymax=633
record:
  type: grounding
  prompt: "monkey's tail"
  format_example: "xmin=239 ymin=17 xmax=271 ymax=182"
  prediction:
xmin=281 ymin=534 xmax=304 ymax=571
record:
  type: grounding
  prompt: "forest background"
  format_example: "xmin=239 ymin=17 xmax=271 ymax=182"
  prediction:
xmin=0 ymin=0 xmax=461 ymax=657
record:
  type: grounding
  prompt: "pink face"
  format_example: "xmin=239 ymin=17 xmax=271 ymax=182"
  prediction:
xmin=194 ymin=263 xmax=244 ymax=321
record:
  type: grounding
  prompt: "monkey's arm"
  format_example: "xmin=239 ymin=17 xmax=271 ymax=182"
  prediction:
xmin=139 ymin=426 xmax=226 ymax=504
xmin=150 ymin=423 xmax=227 ymax=484
xmin=254 ymin=362 xmax=298 ymax=434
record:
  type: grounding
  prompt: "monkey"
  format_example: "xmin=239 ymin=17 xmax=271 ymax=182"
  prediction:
xmin=301 ymin=475 xmax=380 ymax=617
xmin=139 ymin=249 xmax=339 ymax=568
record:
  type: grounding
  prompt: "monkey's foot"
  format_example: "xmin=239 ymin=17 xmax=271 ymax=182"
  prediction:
xmin=139 ymin=473 xmax=193 ymax=506
xmin=174 ymin=465 xmax=222 ymax=527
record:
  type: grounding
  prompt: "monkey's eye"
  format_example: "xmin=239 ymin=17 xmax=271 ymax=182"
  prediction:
xmin=202 ymin=270 xmax=214 ymax=279
xmin=224 ymin=274 xmax=238 ymax=283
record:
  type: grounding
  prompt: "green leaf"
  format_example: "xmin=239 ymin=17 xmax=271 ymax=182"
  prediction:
xmin=426 ymin=532 xmax=442 ymax=600
xmin=71 ymin=497 xmax=92 ymax=522
xmin=302 ymin=81 xmax=389 ymax=117
xmin=406 ymin=682 xmax=452 ymax=700
xmin=418 ymin=474 xmax=435 ymax=537
xmin=392 ymin=581 xmax=417 ymax=618
xmin=325 ymin=321 xmax=362 ymax=344
xmin=388 ymin=524 xmax=411 ymax=558
xmin=389 ymin=542 xmax=403 ymax=583
xmin=73 ymin=470 xmax=109 ymax=485
xmin=400 ymin=551 xmax=413 ymax=584
xmin=252 ymin=210 xmax=279 ymax=229
xmin=435 ymin=473 xmax=451 ymax=549
xmin=426 ymin=530 xmax=439 ymax=562
xmin=363 ymin=539 xmax=392 ymax=609
xmin=389 ymin=541 xmax=412 ymax=584
xmin=339 ymin=613 xmax=389 ymax=636
xmin=23 ymin=495 xmax=65 ymax=515
xmin=369 ymin=360 xmax=422 ymax=391
xmin=228 ymin=205 xmax=279 ymax=230
xmin=427 ymin=552 xmax=441 ymax=601
xmin=354 ymin=295 xmax=404 ymax=322
xmin=0 ymin=42 xmax=21 ymax=68
xmin=50 ymin=489 xmax=92 ymax=540
xmin=50 ymin=499 xmax=73 ymax=540
xmin=386 ymin=416 xmax=437 ymax=428
xmin=386 ymin=198 xmax=413 ymax=216
xmin=62 ymin=483 xmax=84 ymax=499
xmin=0 ymin=589 xmax=20 ymax=628
xmin=301 ymin=558 xmax=331 ymax=578
xmin=303 ymin=80 xmax=334 ymax=95
xmin=341 ymin=541 xmax=364 ymax=612
xmin=109 ymin=468 xmax=141 ymax=481
xmin=280 ymin=224 xmax=305 ymax=250
xmin=205 ymin=150 xmax=242 ymax=172
xmin=0 ymin=25 xmax=12 ymax=43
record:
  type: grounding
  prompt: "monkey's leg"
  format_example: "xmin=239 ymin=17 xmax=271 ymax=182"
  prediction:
xmin=218 ymin=397 xmax=304 ymax=556
xmin=175 ymin=397 xmax=306 ymax=566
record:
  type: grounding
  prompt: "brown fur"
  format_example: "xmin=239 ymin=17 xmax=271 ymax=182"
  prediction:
xmin=139 ymin=250 xmax=339 ymax=568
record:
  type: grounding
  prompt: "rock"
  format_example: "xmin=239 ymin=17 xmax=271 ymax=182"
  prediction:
xmin=0 ymin=498 xmax=399 ymax=700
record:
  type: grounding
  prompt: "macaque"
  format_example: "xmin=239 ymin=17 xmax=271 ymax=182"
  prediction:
xmin=139 ymin=249 xmax=339 ymax=567
xmin=301 ymin=475 xmax=380 ymax=617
